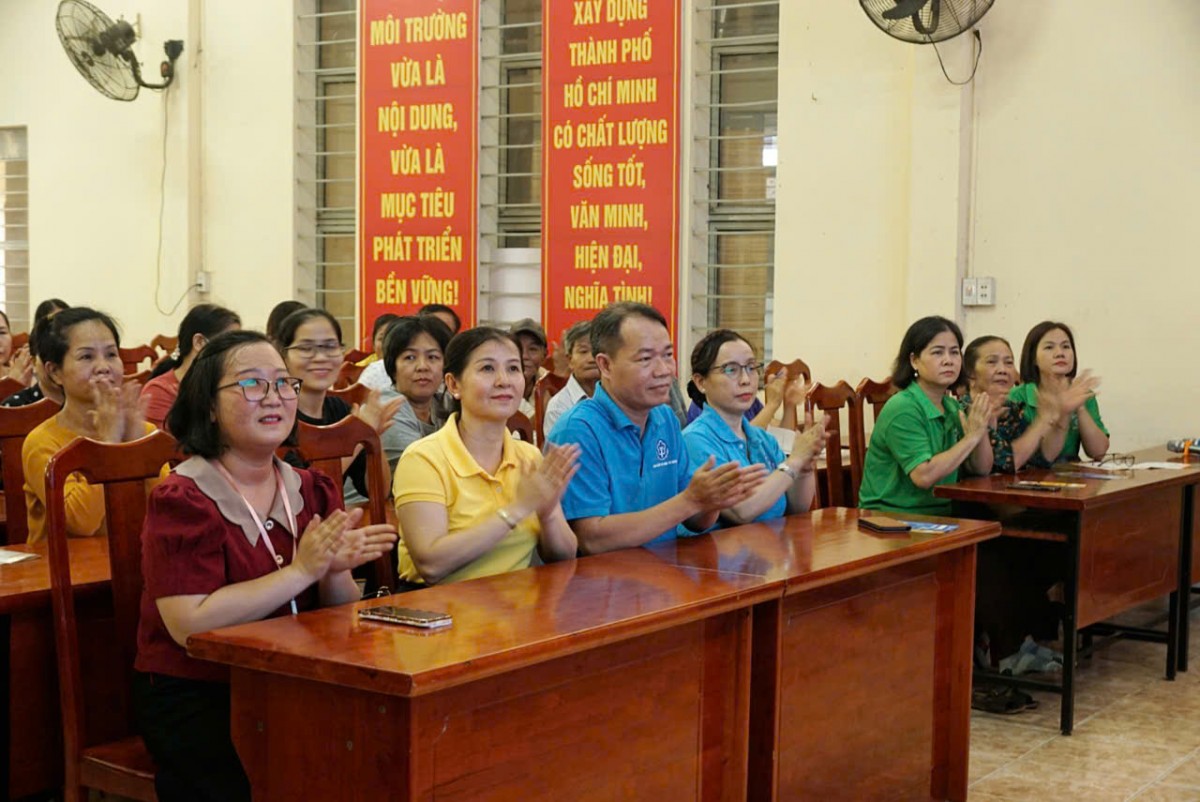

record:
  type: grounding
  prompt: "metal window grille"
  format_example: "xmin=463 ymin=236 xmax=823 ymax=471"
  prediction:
xmin=0 ymin=127 xmax=30 ymax=331
xmin=689 ymin=0 xmax=779 ymax=359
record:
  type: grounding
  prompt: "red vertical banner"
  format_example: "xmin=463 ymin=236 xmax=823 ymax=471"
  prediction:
xmin=542 ymin=0 xmax=682 ymax=344
xmin=359 ymin=2 xmax=478 ymax=343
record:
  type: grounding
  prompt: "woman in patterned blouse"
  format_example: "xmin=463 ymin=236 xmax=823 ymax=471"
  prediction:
xmin=960 ymin=336 xmax=1063 ymax=473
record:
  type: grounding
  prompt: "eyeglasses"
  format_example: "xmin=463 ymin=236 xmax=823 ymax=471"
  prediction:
xmin=1097 ymin=453 xmax=1134 ymax=469
xmin=219 ymin=377 xmax=303 ymax=402
xmin=284 ymin=341 xmax=343 ymax=359
xmin=711 ymin=361 xmax=762 ymax=379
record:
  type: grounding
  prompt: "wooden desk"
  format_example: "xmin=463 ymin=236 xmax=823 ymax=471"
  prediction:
xmin=642 ymin=509 xmax=1000 ymax=802
xmin=935 ymin=450 xmax=1200 ymax=734
xmin=191 ymin=511 xmax=997 ymax=802
xmin=0 ymin=536 xmax=112 ymax=802
xmin=191 ymin=550 xmax=772 ymax=802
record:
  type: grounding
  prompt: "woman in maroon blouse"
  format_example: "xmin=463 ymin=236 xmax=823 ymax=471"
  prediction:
xmin=134 ymin=330 xmax=396 ymax=802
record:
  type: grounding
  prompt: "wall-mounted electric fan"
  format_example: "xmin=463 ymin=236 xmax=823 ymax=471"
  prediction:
xmin=55 ymin=0 xmax=183 ymax=101
xmin=860 ymin=0 xmax=995 ymax=44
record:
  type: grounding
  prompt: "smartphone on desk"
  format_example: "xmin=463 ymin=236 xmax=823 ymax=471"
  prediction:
xmin=358 ymin=605 xmax=453 ymax=629
xmin=857 ymin=516 xmax=912 ymax=533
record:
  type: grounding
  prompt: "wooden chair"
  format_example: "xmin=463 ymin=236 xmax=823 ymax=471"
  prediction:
xmin=532 ymin=373 xmax=568 ymax=444
xmin=148 ymin=334 xmax=178 ymax=356
xmin=806 ymin=381 xmax=857 ymax=508
xmin=295 ymin=416 xmax=395 ymax=594
xmin=764 ymin=358 xmax=811 ymax=386
xmin=334 ymin=360 xmax=365 ymax=389
xmin=0 ymin=375 xmax=26 ymax=399
xmin=344 ymin=348 xmax=371 ymax=364
xmin=849 ymin=378 xmax=898 ymax=501
xmin=118 ymin=345 xmax=157 ymax=374
xmin=12 ymin=331 xmax=29 ymax=350
xmin=507 ymin=411 xmax=535 ymax=445
xmin=45 ymin=430 xmax=178 ymax=802
xmin=0 ymin=398 xmax=58 ymax=544
xmin=328 ymin=383 xmax=370 ymax=408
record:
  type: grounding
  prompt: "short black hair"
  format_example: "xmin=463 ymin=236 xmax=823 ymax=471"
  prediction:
xmin=1019 ymin=320 xmax=1077 ymax=385
xmin=589 ymin=302 xmax=669 ymax=358
xmin=371 ymin=313 xmax=401 ymax=340
xmin=382 ymin=315 xmax=453 ymax=382
xmin=690 ymin=328 xmax=753 ymax=377
xmin=168 ymin=330 xmax=297 ymax=456
xmin=34 ymin=299 xmax=69 ymax=325
xmin=274 ymin=308 xmax=343 ymax=349
xmin=40 ymin=307 xmax=122 ymax=369
xmin=443 ymin=327 xmax=521 ymax=417
xmin=418 ymin=303 xmax=462 ymax=334
xmin=962 ymin=335 xmax=1012 ymax=388
xmin=890 ymin=315 xmax=963 ymax=389
xmin=265 ymin=300 xmax=306 ymax=342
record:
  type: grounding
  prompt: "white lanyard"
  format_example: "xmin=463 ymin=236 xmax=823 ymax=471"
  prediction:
xmin=212 ymin=460 xmax=300 ymax=615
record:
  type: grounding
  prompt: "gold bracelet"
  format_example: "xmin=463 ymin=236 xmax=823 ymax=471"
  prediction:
xmin=496 ymin=507 xmax=519 ymax=529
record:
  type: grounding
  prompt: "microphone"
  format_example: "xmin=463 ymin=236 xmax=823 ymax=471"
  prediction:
xmin=1166 ymin=439 xmax=1200 ymax=455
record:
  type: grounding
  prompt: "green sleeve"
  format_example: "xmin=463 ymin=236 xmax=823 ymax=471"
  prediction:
xmin=1083 ymin=395 xmax=1108 ymax=436
xmin=881 ymin=406 xmax=936 ymax=476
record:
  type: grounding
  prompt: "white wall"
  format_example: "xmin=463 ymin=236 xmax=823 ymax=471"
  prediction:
xmin=774 ymin=0 xmax=1200 ymax=451
xmin=0 ymin=0 xmax=297 ymax=344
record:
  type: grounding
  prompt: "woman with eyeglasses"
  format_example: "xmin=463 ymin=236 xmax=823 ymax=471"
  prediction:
xmin=22 ymin=307 xmax=155 ymax=544
xmin=140 ymin=303 xmax=242 ymax=429
xmin=858 ymin=316 xmax=994 ymax=515
xmin=392 ymin=327 xmax=579 ymax=586
xmin=1011 ymin=321 xmax=1107 ymax=463
xmin=134 ymin=330 xmax=396 ymax=801
xmin=274 ymin=308 xmax=403 ymax=500
xmin=682 ymin=329 xmax=827 ymax=526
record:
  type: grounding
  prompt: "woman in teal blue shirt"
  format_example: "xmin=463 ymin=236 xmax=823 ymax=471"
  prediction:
xmin=1011 ymin=321 xmax=1107 ymax=462
xmin=683 ymin=330 xmax=826 ymax=526
xmin=859 ymin=316 xmax=993 ymax=515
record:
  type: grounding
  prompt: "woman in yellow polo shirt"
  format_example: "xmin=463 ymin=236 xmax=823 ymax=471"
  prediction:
xmin=392 ymin=327 xmax=580 ymax=585
xmin=858 ymin=316 xmax=993 ymax=516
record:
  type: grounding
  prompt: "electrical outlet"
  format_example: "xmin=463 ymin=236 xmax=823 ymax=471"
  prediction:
xmin=977 ymin=277 xmax=995 ymax=306
xmin=196 ymin=271 xmax=211 ymax=294
xmin=961 ymin=277 xmax=978 ymax=307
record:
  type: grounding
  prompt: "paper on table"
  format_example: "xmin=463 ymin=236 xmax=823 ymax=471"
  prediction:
xmin=768 ymin=426 xmax=795 ymax=455
xmin=0 ymin=548 xmax=39 ymax=565
xmin=1131 ymin=461 xmax=1191 ymax=471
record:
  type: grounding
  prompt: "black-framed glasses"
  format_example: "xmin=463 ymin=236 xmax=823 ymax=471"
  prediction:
xmin=284 ymin=341 xmax=344 ymax=359
xmin=711 ymin=361 xmax=762 ymax=379
xmin=1097 ymin=453 xmax=1134 ymax=469
xmin=219 ymin=377 xmax=303 ymax=402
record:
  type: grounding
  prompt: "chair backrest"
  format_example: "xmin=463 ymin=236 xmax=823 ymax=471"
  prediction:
xmin=0 ymin=376 xmax=26 ymax=400
xmin=506 ymin=411 xmax=535 ymax=444
xmin=764 ymin=358 xmax=812 ymax=386
xmin=12 ymin=331 xmax=29 ymax=350
xmin=849 ymin=377 xmax=897 ymax=502
xmin=294 ymin=416 xmax=394 ymax=593
xmin=334 ymin=360 xmax=366 ymax=389
xmin=328 ymin=382 xmax=370 ymax=408
xmin=0 ymin=398 xmax=59 ymax=544
xmin=123 ymin=369 xmax=152 ymax=388
xmin=118 ymin=345 xmax=157 ymax=374
xmin=344 ymin=348 xmax=372 ymax=364
xmin=532 ymin=373 xmax=567 ymax=444
xmin=806 ymin=381 xmax=857 ymax=508
xmin=148 ymin=334 xmax=178 ymax=355
xmin=45 ymin=429 xmax=178 ymax=766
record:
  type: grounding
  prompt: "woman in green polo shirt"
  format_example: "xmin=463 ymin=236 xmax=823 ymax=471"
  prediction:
xmin=1010 ymin=321 xmax=1107 ymax=463
xmin=859 ymin=316 xmax=993 ymax=515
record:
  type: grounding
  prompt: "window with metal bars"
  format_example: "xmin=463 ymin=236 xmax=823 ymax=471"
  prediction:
xmin=691 ymin=0 xmax=779 ymax=360
xmin=0 ymin=127 xmax=30 ymax=332
xmin=297 ymin=0 xmax=546 ymax=335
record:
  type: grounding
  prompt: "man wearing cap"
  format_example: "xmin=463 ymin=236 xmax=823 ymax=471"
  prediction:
xmin=547 ymin=302 xmax=765 ymax=554
xmin=509 ymin=317 xmax=549 ymax=419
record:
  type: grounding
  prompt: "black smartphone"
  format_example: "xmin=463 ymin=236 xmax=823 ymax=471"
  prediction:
xmin=858 ymin=516 xmax=912 ymax=533
xmin=357 ymin=605 xmax=453 ymax=629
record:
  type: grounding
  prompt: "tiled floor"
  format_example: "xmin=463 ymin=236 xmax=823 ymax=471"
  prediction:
xmin=969 ymin=607 xmax=1200 ymax=800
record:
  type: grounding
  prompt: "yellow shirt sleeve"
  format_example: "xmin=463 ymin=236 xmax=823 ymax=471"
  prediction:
xmin=22 ymin=419 xmax=105 ymax=544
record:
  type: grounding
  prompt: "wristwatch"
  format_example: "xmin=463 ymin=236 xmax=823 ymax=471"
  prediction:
xmin=776 ymin=463 xmax=798 ymax=481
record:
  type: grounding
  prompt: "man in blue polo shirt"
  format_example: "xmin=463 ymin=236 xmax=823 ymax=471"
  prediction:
xmin=547 ymin=302 xmax=765 ymax=554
